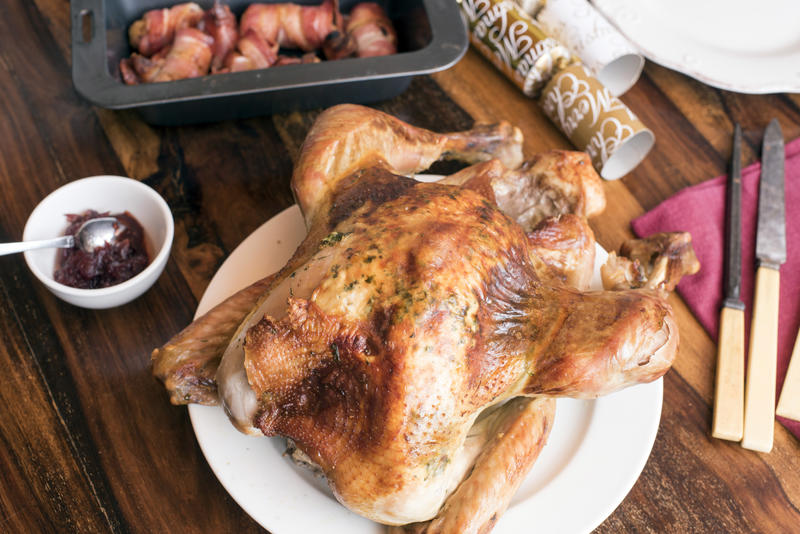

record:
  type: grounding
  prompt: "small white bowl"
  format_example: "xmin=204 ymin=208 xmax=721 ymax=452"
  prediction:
xmin=23 ymin=176 xmax=174 ymax=309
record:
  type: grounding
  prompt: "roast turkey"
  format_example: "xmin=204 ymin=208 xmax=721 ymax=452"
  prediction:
xmin=152 ymin=104 xmax=697 ymax=532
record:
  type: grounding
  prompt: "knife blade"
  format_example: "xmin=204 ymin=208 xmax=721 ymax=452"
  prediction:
xmin=724 ymin=125 xmax=744 ymax=308
xmin=742 ymin=119 xmax=785 ymax=453
xmin=755 ymin=120 xmax=787 ymax=268
xmin=712 ymin=124 xmax=745 ymax=441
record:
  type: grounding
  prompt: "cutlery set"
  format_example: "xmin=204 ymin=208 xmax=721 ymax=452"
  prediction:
xmin=713 ymin=120 xmax=797 ymax=452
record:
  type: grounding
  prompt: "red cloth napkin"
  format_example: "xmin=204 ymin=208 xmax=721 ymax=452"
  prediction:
xmin=632 ymin=136 xmax=800 ymax=439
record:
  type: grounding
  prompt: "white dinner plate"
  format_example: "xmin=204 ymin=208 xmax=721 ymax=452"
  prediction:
xmin=593 ymin=0 xmax=800 ymax=93
xmin=188 ymin=203 xmax=662 ymax=534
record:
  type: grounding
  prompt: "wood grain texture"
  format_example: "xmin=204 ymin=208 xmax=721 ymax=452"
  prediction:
xmin=0 ymin=1 xmax=799 ymax=532
xmin=0 ymin=259 xmax=119 ymax=534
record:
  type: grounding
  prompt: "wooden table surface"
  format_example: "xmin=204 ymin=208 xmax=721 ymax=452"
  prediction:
xmin=2 ymin=1 xmax=800 ymax=532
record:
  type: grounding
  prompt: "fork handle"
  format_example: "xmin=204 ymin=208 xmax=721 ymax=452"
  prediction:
xmin=742 ymin=266 xmax=780 ymax=452
xmin=0 ymin=235 xmax=74 ymax=256
xmin=713 ymin=306 xmax=745 ymax=441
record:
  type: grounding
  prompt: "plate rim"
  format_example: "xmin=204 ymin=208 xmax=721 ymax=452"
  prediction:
xmin=593 ymin=0 xmax=800 ymax=93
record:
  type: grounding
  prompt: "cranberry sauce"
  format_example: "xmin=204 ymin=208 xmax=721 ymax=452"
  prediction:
xmin=54 ymin=210 xmax=150 ymax=289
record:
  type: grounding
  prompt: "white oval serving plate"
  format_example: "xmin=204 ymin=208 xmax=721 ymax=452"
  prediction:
xmin=593 ymin=0 xmax=800 ymax=93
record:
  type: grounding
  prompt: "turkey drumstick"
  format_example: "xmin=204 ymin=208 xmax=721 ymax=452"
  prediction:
xmin=292 ymin=104 xmax=523 ymax=226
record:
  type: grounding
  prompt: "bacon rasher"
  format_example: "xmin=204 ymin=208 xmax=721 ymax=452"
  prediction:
xmin=239 ymin=0 xmax=341 ymax=52
xmin=223 ymin=29 xmax=279 ymax=72
xmin=123 ymin=28 xmax=213 ymax=84
xmin=128 ymin=2 xmax=205 ymax=57
xmin=202 ymin=1 xmax=239 ymax=72
xmin=346 ymin=2 xmax=396 ymax=57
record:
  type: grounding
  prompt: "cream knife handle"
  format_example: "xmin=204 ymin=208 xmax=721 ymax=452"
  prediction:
xmin=776 ymin=328 xmax=800 ymax=421
xmin=712 ymin=306 xmax=745 ymax=441
xmin=742 ymin=266 xmax=780 ymax=452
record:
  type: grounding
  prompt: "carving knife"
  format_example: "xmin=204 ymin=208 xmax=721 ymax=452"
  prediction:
xmin=712 ymin=124 xmax=745 ymax=441
xmin=742 ymin=119 xmax=786 ymax=453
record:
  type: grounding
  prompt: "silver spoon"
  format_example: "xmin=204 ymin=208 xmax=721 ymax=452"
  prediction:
xmin=0 ymin=217 xmax=123 ymax=256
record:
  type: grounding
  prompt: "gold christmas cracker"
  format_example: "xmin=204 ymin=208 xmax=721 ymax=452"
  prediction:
xmin=539 ymin=63 xmax=653 ymax=180
xmin=458 ymin=1 xmax=654 ymax=179
xmin=458 ymin=0 xmax=571 ymax=97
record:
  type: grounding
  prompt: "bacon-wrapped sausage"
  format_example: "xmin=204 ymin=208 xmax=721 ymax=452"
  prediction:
xmin=202 ymin=1 xmax=239 ymax=72
xmin=122 ymin=28 xmax=213 ymax=84
xmin=128 ymin=2 xmax=205 ymax=57
xmin=119 ymin=0 xmax=399 ymax=84
xmin=346 ymin=2 xmax=397 ymax=57
xmin=239 ymin=0 xmax=341 ymax=52
xmin=223 ymin=29 xmax=279 ymax=72
xmin=121 ymin=46 xmax=171 ymax=84
xmin=154 ymin=28 xmax=214 ymax=81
